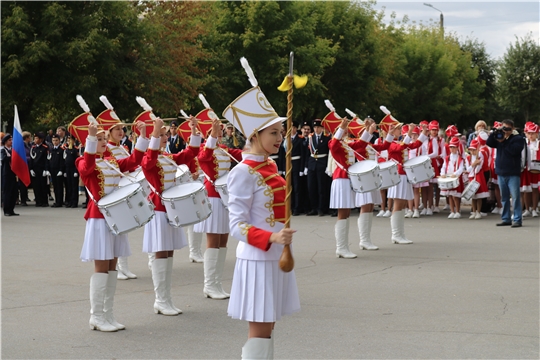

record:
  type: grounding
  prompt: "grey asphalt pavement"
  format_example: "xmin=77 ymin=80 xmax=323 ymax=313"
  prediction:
xmin=2 ymin=196 xmax=539 ymax=359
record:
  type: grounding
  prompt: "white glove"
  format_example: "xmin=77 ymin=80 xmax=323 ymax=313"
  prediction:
xmin=46 ymin=171 xmax=51 ymax=176
xmin=63 ymin=172 xmax=67 ymax=178
xmin=299 ymin=171 xmax=303 ymax=177
xmin=30 ymin=170 xmax=36 ymax=177
xmin=74 ymin=173 xmax=78 ymax=178
xmin=304 ymin=168 xmax=308 ymax=176
xmin=57 ymin=171 xmax=63 ymax=177
xmin=42 ymin=170 xmax=47 ymax=177
xmin=278 ymin=171 xmax=283 ymax=176
xmin=325 ymin=169 xmax=332 ymax=177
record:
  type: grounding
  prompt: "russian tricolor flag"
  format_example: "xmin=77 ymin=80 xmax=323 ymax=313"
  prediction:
xmin=11 ymin=105 xmax=31 ymax=187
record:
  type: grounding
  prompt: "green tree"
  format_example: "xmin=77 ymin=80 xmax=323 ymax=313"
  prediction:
xmin=1 ymin=1 xmax=145 ymax=130
xmin=497 ymin=33 xmax=540 ymax=124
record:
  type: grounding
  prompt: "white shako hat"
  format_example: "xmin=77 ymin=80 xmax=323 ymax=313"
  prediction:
xmin=222 ymin=57 xmax=286 ymax=139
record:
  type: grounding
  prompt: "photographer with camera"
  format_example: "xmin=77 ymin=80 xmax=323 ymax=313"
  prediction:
xmin=486 ymin=119 xmax=525 ymax=227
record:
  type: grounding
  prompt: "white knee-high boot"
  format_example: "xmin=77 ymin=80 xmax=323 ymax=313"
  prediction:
xmin=391 ymin=210 xmax=413 ymax=244
xmin=241 ymin=338 xmax=274 ymax=360
xmin=166 ymin=257 xmax=182 ymax=314
xmin=358 ymin=212 xmax=378 ymax=250
xmin=151 ymin=258 xmax=179 ymax=315
xmin=148 ymin=253 xmax=155 ymax=271
xmin=216 ymin=247 xmax=230 ymax=298
xmin=103 ymin=271 xmax=125 ymax=330
xmin=187 ymin=225 xmax=204 ymax=263
xmin=117 ymin=256 xmax=137 ymax=279
xmin=203 ymin=248 xmax=228 ymax=299
xmin=335 ymin=218 xmax=357 ymax=259
xmin=89 ymin=273 xmax=117 ymax=332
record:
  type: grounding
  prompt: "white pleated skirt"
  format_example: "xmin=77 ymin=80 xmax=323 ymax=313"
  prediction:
xmin=412 ymin=181 xmax=429 ymax=188
xmin=388 ymin=175 xmax=414 ymax=200
xmin=227 ymin=259 xmax=301 ymax=323
xmin=193 ymin=197 xmax=229 ymax=234
xmin=330 ymin=178 xmax=356 ymax=209
xmin=355 ymin=189 xmax=382 ymax=207
xmin=142 ymin=211 xmax=188 ymax=253
xmin=80 ymin=218 xmax=131 ymax=262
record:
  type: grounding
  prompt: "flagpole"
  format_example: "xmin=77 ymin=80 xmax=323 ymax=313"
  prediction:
xmin=279 ymin=52 xmax=295 ymax=273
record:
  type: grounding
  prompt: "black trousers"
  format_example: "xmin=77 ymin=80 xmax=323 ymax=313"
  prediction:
xmin=31 ymin=170 xmax=49 ymax=206
xmin=65 ymin=167 xmax=79 ymax=206
xmin=307 ymin=164 xmax=330 ymax=213
xmin=50 ymin=169 xmax=64 ymax=205
xmin=3 ymin=175 xmax=18 ymax=214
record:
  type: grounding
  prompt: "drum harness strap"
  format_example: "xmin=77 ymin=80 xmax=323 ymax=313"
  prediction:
xmin=201 ymin=146 xmax=240 ymax=185
xmin=85 ymin=160 xmax=140 ymax=205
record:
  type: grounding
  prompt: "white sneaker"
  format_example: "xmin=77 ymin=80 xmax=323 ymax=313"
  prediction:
xmin=448 ymin=212 xmax=455 ymax=219
xmin=532 ymin=210 xmax=539 ymax=217
xmin=432 ymin=207 xmax=440 ymax=213
xmin=442 ymin=204 xmax=450 ymax=211
xmin=491 ymin=207 xmax=500 ymax=214
xmin=454 ymin=212 xmax=461 ymax=219
xmin=480 ymin=212 xmax=487 ymax=217
xmin=419 ymin=203 xmax=424 ymax=210
xmin=420 ymin=208 xmax=427 ymax=216
xmin=475 ymin=212 xmax=482 ymax=219
xmin=522 ymin=210 xmax=531 ymax=217
xmin=383 ymin=210 xmax=392 ymax=218
xmin=404 ymin=209 xmax=413 ymax=218
xmin=412 ymin=209 xmax=420 ymax=218
xmin=376 ymin=210 xmax=385 ymax=217
xmin=469 ymin=213 xmax=476 ymax=219
xmin=426 ymin=208 xmax=433 ymax=216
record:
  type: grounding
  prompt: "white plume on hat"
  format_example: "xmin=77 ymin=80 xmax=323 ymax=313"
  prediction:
xmin=380 ymin=105 xmax=391 ymax=115
xmin=198 ymin=94 xmax=218 ymax=120
xmin=240 ymin=57 xmax=258 ymax=87
xmin=136 ymin=96 xmax=152 ymax=111
xmin=180 ymin=110 xmax=189 ymax=118
xmin=99 ymin=95 xmax=114 ymax=110
xmin=324 ymin=99 xmax=341 ymax=118
xmin=345 ymin=108 xmax=364 ymax=125
xmin=76 ymin=95 xmax=98 ymax=125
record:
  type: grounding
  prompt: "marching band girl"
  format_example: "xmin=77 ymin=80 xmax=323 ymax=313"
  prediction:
xmin=194 ymin=119 xmax=243 ymax=299
xmin=404 ymin=125 xmax=425 ymax=218
xmin=524 ymin=122 xmax=539 ymax=217
xmin=426 ymin=120 xmax=445 ymax=214
xmin=141 ymin=117 xmax=201 ymax=316
xmin=353 ymin=117 xmax=395 ymax=250
xmin=328 ymin=118 xmax=371 ymax=258
xmin=466 ymin=139 xmax=490 ymax=219
xmin=440 ymin=137 xmax=465 ymax=219
xmin=77 ymin=121 xmax=149 ymax=332
xmin=374 ymin=128 xmax=393 ymax=218
xmin=385 ymin=120 xmax=429 ymax=244
xmin=98 ymin=96 xmax=139 ymax=281
xmin=225 ymin=57 xmax=300 ymax=359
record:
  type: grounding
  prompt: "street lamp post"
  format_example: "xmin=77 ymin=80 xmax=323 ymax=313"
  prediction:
xmin=424 ymin=3 xmax=444 ymax=36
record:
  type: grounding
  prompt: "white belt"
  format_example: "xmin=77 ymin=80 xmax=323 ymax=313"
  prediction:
xmin=269 ymin=155 xmax=279 ymax=159
xmin=291 ymin=156 xmax=301 ymax=160
xmin=311 ymin=154 xmax=328 ymax=158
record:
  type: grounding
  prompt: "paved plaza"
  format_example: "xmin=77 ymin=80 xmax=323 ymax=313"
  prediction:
xmin=2 ymin=197 xmax=539 ymax=359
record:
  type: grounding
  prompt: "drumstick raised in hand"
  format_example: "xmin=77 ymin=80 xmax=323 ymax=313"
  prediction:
xmin=152 ymin=118 xmax=164 ymax=138
xmin=135 ymin=121 xmax=147 ymax=138
xmin=88 ymin=123 xmax=98 ymax=137
xmin=339 ymin=117 xmax=350 ymax=130
xmin=210 ymin=118 xmax=222 ymax=138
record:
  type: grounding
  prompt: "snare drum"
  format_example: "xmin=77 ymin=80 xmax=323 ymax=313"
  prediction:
xmin=118 ymin=168 xmax=151 ymax=196
xmin=462 ymin=180 xmax=480 ymax=201
xmin=97 ymin=183 xmax=155 ymax=235
xmin=403 ymin=155 xmax=435 ymax=184
xmin=530 ymin=161 xmax=540 ymax=174
xmin=175 ymin=164 xmax=192 ymax=185
xmin=161 ymin=182 xmax=212 ymax=227
xmin=214 ymin=174 xmax=229 ymax=208
xmin=379 ymin=161 xmax=401 ymax=189
xmin=437 ymin=176 xmax=460 ymax=190
xmin=347 ymin=160 xmax=381 ymax=193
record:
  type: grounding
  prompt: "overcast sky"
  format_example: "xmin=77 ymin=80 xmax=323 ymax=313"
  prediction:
xmin=373 ymin=1 xmax=539 ymax=60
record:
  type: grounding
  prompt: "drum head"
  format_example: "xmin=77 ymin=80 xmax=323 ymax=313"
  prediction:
xmin=162 ymin=182 xmax=203 ymax=198
xmin=176 ymin=164 xmax=189 ymax=178
xmin=98 ymin=183 xmax=141 ymax=205
xmin=119 ymin=169 xmax=144 ymax=187
xmin=348 ymin=160 xmax=378 ymax=173
xmin=379 ymin=161 xmax=395 ymax=170
xmin=438 ymin=177 xmax=455 ymax=184
xmin=215 ymin=174 xmax=229 ymax=186
xmin=404 ymin=155 xmax=430 ymax=166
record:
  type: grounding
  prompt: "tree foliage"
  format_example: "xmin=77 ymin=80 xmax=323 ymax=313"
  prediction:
xmin=497 ymin=33 xmax=540 ymax=123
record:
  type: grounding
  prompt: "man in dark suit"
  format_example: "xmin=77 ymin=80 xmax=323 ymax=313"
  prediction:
xmin=283 ymin=121 xmax=305 ymax=215
xmin=30 ymin=132 xmax=50 ymax=207
xmin=167 ymin=120 xmax=185 ymax=154
xmin=48 ymin=134 xmax=65 ymax=207
xmin=305 ymin=119 xmax=331 ymax=216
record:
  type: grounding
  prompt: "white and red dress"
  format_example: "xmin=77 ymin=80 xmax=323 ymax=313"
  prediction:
xmin=466 ymin=153 xmax=489 ymax=199
xmin=328 ymin=128 xmax=369 ymax=209
xmin=527 ymin=139 xmax=540 ymax=188
xmin=194 ymin=136 xmax=242 ymax=234
xmin=387 ymin=134 xmax=428 ymax=200
xmin=141 ymin=136 xmax=201 ymax=253
xmin=77 ymin=136 xmax=149 ymax=261
xmin=227 ymin=153 xmax=300 ymax=322
xmin=440 ymin=154 xmax=465 ymax=197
